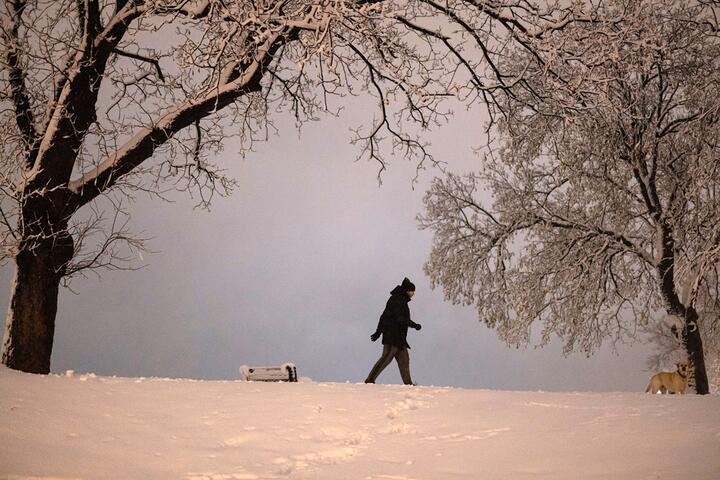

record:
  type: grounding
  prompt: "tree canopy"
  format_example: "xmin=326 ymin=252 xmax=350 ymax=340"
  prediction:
xmin=420 ymin=0 xmax=720 ymax=393
xmin=1 ymin=0 xmax=594 ymax=373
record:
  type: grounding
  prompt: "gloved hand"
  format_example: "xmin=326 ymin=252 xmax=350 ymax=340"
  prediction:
xmin=370 ymin=331 xmax=381 ymax=342
xmin=414 ymin=323 xmax=422 ymax=331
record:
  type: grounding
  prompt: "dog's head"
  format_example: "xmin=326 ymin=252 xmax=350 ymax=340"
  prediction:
xmin=676 ymin=361 xmax=689 ymax=377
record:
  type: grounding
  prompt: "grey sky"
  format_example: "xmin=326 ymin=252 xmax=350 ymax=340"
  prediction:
xmin=0 ymin=101 xmax=654 ymax=391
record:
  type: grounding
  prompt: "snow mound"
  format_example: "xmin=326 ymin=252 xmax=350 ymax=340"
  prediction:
xmin=1 ymin=367 xmax=719 ymax=479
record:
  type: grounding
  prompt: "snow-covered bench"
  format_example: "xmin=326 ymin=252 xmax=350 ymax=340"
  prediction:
xmin=240 ymin=363 xmax=297 ymax=382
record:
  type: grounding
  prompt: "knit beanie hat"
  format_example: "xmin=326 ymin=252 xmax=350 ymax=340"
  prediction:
xmin=401 ymin=277 xmax=416 ymax=292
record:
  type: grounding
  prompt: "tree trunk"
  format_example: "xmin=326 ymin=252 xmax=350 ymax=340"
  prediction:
xmin=684 ymin=308 xmax=709 ymax=394
xmin=1 ymin=233 xmax=73 ymax=374
xmin=656 ymin=222 xmax=709 ymax=394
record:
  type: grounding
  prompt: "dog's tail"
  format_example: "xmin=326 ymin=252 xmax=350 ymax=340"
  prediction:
xmin=645 ymin=382 xmax=653 ymax=393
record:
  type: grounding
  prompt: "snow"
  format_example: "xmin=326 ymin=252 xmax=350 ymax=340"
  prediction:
xmin=1 ymin=367 xmax=719 ymax=480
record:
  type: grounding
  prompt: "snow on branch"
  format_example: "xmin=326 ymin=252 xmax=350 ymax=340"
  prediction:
xmin=420 ymin=0 xmax=720 ymax=361
xmin=0 ymin=0 xmax=610 ymax=278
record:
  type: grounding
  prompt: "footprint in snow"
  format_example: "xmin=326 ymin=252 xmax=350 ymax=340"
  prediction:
xmin=422 ymin=428 xmax=509 ymax=442
xmin=386 ymin=394 xmax=426 ymax=420
xmin=383 ymin=423 xmax=416 ymax=434
xmin=366 ymin=475 xmax=421 ymax=480
xmin=272 ymin=447 xmax=359 ymax=475
xmin=221 ymin=435 xmax=249 ymax=447
xmin=185 ymin=472 xmax=258 ymax=480
xmin=319 ymin=427 xmax=369 ymax=445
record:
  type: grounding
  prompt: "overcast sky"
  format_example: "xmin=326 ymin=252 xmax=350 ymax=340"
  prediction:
xmin=0 ymin=99 xmax=655 ymax=392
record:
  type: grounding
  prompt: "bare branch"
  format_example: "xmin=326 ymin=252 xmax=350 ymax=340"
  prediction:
xmin=112 ymin=48 xmax=165 ymax=82
xmin=3 ymin=0 xmax=39 ymax=168
xmin=68 ymin=30 xmax=288 ymax=208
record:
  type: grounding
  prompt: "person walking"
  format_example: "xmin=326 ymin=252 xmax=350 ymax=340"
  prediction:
xmin=364 ymin=277 xmax=422 ymax=385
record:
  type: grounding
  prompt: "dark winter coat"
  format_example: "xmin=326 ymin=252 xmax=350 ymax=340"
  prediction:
xmin=374 ymin=286 xmax=419 ymax=349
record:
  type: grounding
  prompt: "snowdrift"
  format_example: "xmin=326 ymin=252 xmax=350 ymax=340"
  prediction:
xmin=1 ymin=367 xmax=718 ymax=479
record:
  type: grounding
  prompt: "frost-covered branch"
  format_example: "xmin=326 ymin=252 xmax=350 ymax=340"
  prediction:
xmin=0 ymin=0 xmax=613 ymax=373
xmin=2 ymin=0 xmax=39 ymax=167
xmin=420 ymin=0 xmax=720 ymax=392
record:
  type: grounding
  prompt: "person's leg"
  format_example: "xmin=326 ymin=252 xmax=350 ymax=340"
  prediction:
xmin=365 ymin=345 xmax=399 ymax=383
xmin=395 ymin=348 xmax=413 ymax=385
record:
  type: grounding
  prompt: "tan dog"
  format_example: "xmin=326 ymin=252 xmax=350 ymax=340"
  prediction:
xmin=645 ymin=362 xmax=689 ymax=394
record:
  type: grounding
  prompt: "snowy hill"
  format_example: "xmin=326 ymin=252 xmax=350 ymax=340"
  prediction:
xmin=1 ymin=367 xmax=719 ymax=480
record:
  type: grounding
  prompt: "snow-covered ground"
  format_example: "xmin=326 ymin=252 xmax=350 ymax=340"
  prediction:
xmin=1 ymin=367 xmax=719 ymax=480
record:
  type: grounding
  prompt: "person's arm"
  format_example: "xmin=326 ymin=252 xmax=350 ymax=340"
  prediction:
xmin=389 ymin=297 xmax=421 ymax=330
xmin=371 ymin=299 xmax=393 ymax=341
xmin=400 ymin=316 xmax=421 ymax=330
xmin=370 ymin=315 xmax=385 ymax=341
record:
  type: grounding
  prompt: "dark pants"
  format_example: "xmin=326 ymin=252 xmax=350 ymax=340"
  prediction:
xmin=365 ymin=344 xmax=413 ymax=385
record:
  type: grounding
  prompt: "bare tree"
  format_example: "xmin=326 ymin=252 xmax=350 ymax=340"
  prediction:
xmin=419 ymin=0 xmax=720 ymax=393
xmin=1 ymin=0 xmax=594 ymax=373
